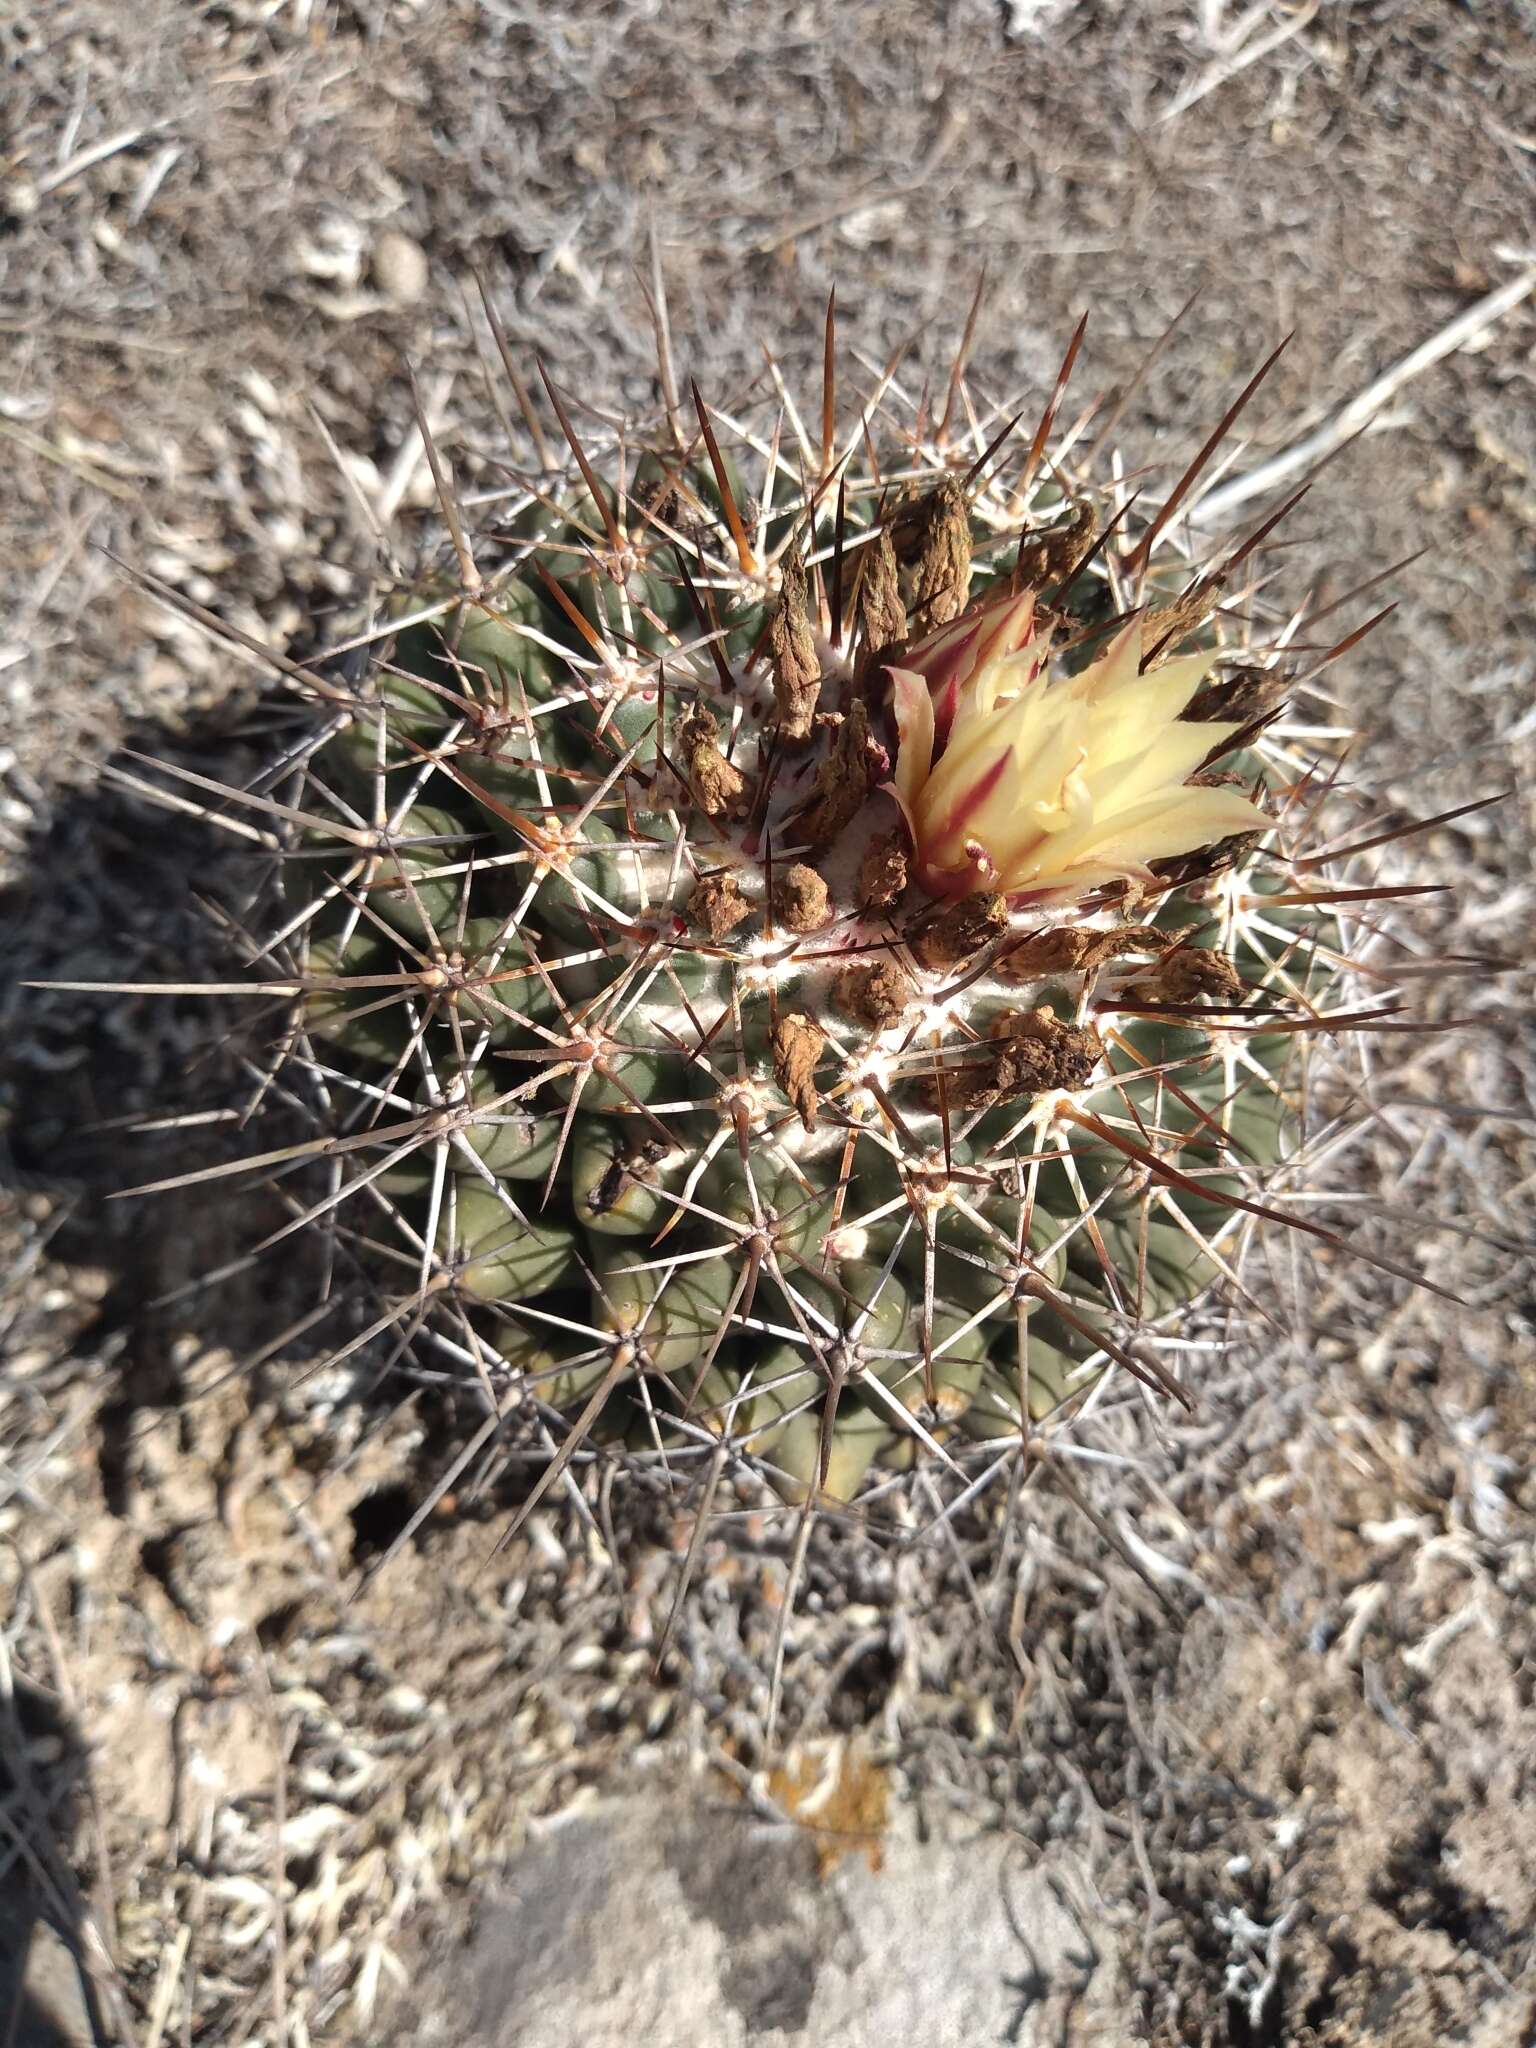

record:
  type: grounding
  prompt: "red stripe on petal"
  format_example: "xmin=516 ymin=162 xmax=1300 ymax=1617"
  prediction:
xmin=941 ymin=749 xmax=1011 ymax=843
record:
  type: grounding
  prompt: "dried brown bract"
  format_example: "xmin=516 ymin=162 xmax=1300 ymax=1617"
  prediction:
xmin=1014 ymin=499 xmax=1097 ymax=590
xmin=897 ymin=478 xmax=973 ymax=636
xmin=768 ymin=541 xmax=821 ymax=741
xmin=771 ymin=1013 xmax=824 ymax=1130
xmin=775 ymin=862 xmax=832 ymax=933
xmin=797 ymin=699 xmax=881 ymax=848
xmin=1142 ymin=581 xmax=1220 ymax=660
xmin=1148 ymin=775 xmax=1269 ymax=891
xmin=1185 ymin=664 xmax=1290 ymax=725
xmin=674 ymin=704 xmax=745 ymax=817
xmin=689 ymin=869 xmax=753 ymax=940
xmin=859 ymin=826 xmax=909 ymax=909
xmin=1124 ymin=945 xmax=1246 ymax=1010
xmin=906 ymin=890 xmax=1008 ymax=971
xmin=834 ymin=958 xmax=914 ymax=1029
xmin=999 ymin=922 xmax=1180 ymax=981
xmin=923 ymin=1006 xmax=1102 ymax=1112
xmin=853 ymin=526 xmax=906 ymax=677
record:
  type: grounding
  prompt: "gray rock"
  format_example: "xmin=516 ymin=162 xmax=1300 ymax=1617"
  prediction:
xmin=396 ymin=1793 xmax=1130 ymax=2047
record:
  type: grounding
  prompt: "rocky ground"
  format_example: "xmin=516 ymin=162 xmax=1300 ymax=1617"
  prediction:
xmin=2 ymin=3 xmax=1534 ymax=2044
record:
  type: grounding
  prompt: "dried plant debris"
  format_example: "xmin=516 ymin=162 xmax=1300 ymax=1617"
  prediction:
xmin=834 ymin=958 xmax=915 ymax=1029
xmin=763 ymin=1739 xmax=892 ymax=1878
xmin=922 ymin=1006 xmax=1102 ymax=1111
xmin=999 ymin=921 xmax=1176 ymax=979
xmin=768 ymin=541 xmax=823 ymax=741
xmin=895 ymin=477 xmax=974 ymax=635
xmin=796 ymin=699 xmax=884 ymax=849
xmin=905 ymin=890 xmax=1010 ymax=971
xmin=689 ymin=868 xmax=754 ymax=939
xmin=772 ymin=1012 xmax=826 ymax=1129
xmin=675 ymin=703 xmax=747 ymax=816
xmin=1123 ymin=943 xmax=1246 ymax=1008
xmin=858 ymin=825 xmax=910 ymax=908
xmin=775 ymin=861 xmax=833 ymax=932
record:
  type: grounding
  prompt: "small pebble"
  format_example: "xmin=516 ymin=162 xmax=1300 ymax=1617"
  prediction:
xmin=372 ymin=229 xmax=428 ymax=305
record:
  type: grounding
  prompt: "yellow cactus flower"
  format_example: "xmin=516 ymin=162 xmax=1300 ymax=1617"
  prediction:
xmin=889 ymin=598 xmax=1270 ymax=902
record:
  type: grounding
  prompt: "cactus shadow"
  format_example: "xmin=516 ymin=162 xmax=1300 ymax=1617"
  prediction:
xmin=0 ymin=1675 xmax=113 ymax=2047
xmin=0 ymin=708 xmax=323 ymax=1429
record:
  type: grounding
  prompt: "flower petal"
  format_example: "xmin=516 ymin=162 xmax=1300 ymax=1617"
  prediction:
xmin=1082 ymin=719 xmax=1230 ymax=815
xmin=887 ymin=665 xmax=935 ymax=819
xmin=1010 ymin=785 xmax=1269 ymax=882
xmin=1071 ymin=617 xmax=1144 ymax=705
xmin=904 ymin=585 xmax=1037 ymax=701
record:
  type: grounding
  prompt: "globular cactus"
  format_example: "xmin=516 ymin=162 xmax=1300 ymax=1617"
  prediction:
xmin=82 ymin=299 xmax=1444 ymax=1558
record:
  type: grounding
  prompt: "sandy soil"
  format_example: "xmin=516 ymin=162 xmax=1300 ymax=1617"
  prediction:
xmin=2 ymin=3 xmax=1534 ymax=2043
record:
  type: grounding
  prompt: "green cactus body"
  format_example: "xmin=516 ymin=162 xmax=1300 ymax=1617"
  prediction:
xmin=233 ymin=331 xmax=1361 ymax=1515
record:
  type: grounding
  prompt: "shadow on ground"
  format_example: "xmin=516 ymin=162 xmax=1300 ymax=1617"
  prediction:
xmin=0 ymin=709 xmax=337 ymax=1433
xmin=0 ymin=1677 xmax=109 ymax=2048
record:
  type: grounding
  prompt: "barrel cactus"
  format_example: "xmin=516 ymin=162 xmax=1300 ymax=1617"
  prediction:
xmin=93 ymin=308 xmax=1424 ymax=1547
